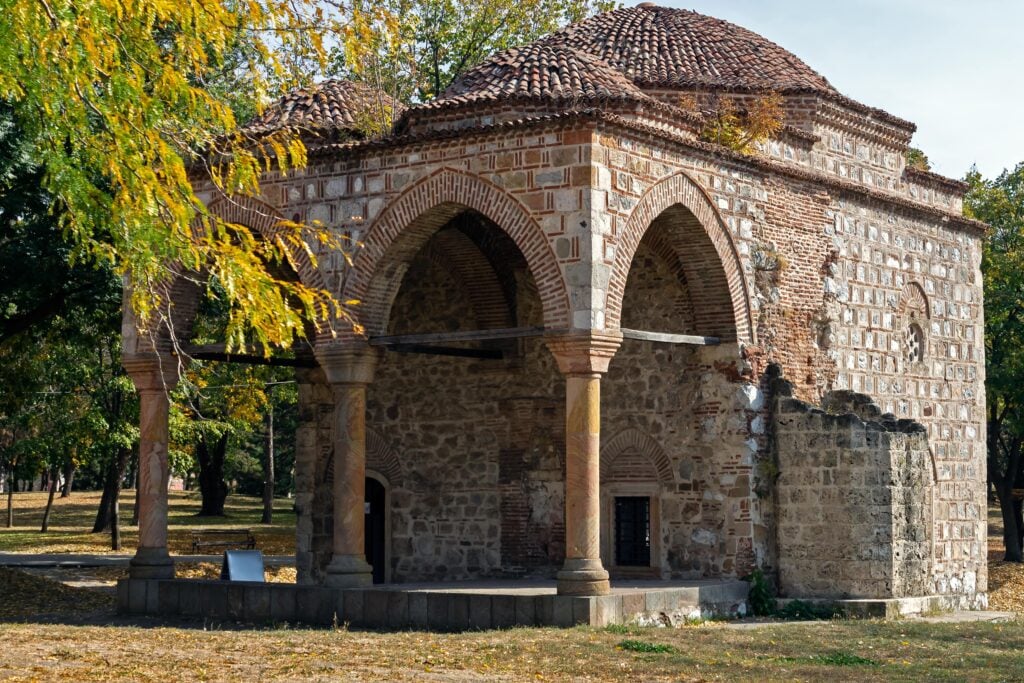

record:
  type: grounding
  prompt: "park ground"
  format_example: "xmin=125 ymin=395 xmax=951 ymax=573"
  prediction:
xmin=0 ymin=491 xmax=1022 ymax=681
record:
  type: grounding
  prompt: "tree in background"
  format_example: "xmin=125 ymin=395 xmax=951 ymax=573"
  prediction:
xmin=966 ymin=162 xmax=1024 ymax=561
xmin=334 ymin=0 xmax=617 ymax=105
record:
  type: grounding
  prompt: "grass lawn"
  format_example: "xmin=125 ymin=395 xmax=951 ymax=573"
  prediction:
xmin=0 ymin=490 xmax=296 ymax=555
xmin=1 ymin=493 xmax=1023 ymax=681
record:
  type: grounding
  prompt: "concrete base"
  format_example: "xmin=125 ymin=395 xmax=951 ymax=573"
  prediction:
xmin=323 ymin=554 xmax=374 ymax=589
xmin=117 ymin=578 xmax=750 ymax=629
xmin=128 ymin=547 xmax=174 ymax=580
xmin=777 ymin=594 xmax=969 ymax=619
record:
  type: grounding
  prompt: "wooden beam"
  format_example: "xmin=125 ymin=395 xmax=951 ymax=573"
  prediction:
xmin=182 ymin=351 xmax=316 ymax=368
xmin=369 ymin=326 xmax=545 ymax=346
xmin=620 ymin=328 xmax=720 ymax=346
xmin=385 ymin=344 xmax=504 ymax=360
xmin=179 ymin=343 xmax=315 ymax=368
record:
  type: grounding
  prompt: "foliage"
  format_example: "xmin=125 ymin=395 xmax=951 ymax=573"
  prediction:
xmin=0 ymin=0 xmax=355 ymax=352
xmin=773 ymin=599 xmax=841 ymax=621
xmin=617 ymin=640 xmax=676 ymax=654
xmin=966 ymin=162 xmax=1024 ymax=560
xmin=745 ymin=567 xmax=776 ymax=616
xmin=905 ymin=147 xmax=931 ymax=171
xmin=333 ymin=0 xmax=618 ymax=104
xmin=685 ymin=92 xmax=784 ymax=155
xmin=0 ymin=105 xmax=135 ymax=506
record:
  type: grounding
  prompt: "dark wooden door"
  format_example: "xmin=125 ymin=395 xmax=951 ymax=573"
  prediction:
xmin=364 ymin=477 xmax=386 ymax=584
xmin=614 ymin=496 xmax=651 ymax=567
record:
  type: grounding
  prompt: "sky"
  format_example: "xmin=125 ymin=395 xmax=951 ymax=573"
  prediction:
xmin=657 ymin=0 xmax=1023 ymax=179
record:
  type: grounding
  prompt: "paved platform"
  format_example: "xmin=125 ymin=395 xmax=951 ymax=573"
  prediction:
xmin=117 ymin=578 xmax=751 ymax=629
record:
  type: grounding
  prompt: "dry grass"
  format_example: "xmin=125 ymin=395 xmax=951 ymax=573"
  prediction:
xmin=0 ymin=490 xmax=295 ymax=555
xmin=0 ymin=497 xmax=1020 ymax=680
xmin=0 ymin=616 xmax=1022 ymax=681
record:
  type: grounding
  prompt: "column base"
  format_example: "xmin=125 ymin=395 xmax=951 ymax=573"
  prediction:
xmin=324 ymin=554 xmax=374 ymax=588
xmin=556 ymin=558 xmax=610 ymax=596
xmin=129 ymin=546 xmax=174 ymax=580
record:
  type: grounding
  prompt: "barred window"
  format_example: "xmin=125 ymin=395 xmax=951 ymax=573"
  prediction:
xmin=904 ymin=323 xmax=924 ymax=364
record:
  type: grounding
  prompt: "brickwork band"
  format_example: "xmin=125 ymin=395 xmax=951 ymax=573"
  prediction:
xmin=546 ymin=332 xmax=622 ymax=596
xmin=123 ymin=356 xmax=179 ymax=580
xmin=316 ymin=345 xmax=378 ymax=588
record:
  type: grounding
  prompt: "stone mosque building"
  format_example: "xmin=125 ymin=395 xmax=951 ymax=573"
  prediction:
xmin=120 ymin=4 xmax=988 ymax=623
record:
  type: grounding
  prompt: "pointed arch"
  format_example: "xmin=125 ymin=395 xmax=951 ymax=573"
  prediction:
xmin=600 ymin=429 xmax=674 ymax=487
xmin=338 ymin=167 xmax=570 ymax=340
xmin=366 ymin=428 xmax=405 ymax=487
xmin=607 ymin=171 xmax=754 ymax=343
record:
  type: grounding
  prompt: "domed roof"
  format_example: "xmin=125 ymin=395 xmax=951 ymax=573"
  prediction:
xmin=541 ymin=5 xmax=836 ymax=93
xmin=427 ymin=42 xmax=653 ymax=108
xmin=248 ymin=79 xmax=403 ymax=133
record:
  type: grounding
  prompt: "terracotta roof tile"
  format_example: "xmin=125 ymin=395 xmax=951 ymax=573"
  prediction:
xmin=426 ymin=43 xmax=653 ymax=107
xmin=247 ymin=79 xmax=403 ymax=133
xmin=541 ymin=5 xmax=836 ymax=93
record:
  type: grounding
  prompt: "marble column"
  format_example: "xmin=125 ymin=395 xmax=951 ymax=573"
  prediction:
xmin=123 ymin=356 xmax=180 ymax=580
xmin=315 ymin=344 xmax=378 ymax=588
xmin=546 ymin=332 xmax=622 ymax=596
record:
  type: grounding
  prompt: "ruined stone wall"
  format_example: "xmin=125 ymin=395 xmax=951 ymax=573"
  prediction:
xmin=591 ymin=123 xmax=984 ymax=604
xmin=773 ymin=380 xmax=933 ymax=599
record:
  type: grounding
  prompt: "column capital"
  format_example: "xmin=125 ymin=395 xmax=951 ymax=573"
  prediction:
xmin=122 ymin=354 xmax=180 ymax=392
xmin=314 ymin=343 xmax=379 ymax=385
xmin=545 ymin=331 xmax=623 ymax=376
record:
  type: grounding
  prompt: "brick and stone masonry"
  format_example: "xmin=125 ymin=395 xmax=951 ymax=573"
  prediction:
xmin=122 ymin=4 xmax=987 ymax=609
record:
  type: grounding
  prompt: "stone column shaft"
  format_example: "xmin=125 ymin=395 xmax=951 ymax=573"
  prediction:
xmin=329 ymin=383 xmax=369 ymax=564
xmin=316 ymin=345 xmax=377 ymax=588
xmin=546 ymin=332 xmax=621 ymax=596
xmin=124 ymin=356 xmax=179 ymax=580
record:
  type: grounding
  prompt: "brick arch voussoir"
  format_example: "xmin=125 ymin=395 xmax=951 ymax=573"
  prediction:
xmin=366 ymin=428 xmax=405 ymax=487
xmin=341 ymin=168 xmax=570 ymax=339
xmin=610 ymin=172 xmax=753 ymax=343
xmin=322 ymin=428 xmax=404 ymax=487
xmin=600 ymin=429 xmax=674 ymax=487
xmin=898 ymin=281 xmax=930 ymax=319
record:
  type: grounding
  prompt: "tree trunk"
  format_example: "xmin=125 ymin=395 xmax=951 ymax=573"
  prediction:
xmin=131 ymin=454 xmax=141 ymax=528
xmin=60 ymin=460 xmax=75 ymax=498
xmin=997 ymin=483 xmax=1023 ymax=562
xmin=41 ymin=467 xmax=58 ymax=532
xmin=261 ymin=406 xmax=275 ymax=524
xmin=111 ymin=491 xmax=121 ymax=551
xmin=131 ymin=466 xmax=140 ymax=526
xmin=196 ymin=433 xmax=229 ymax=517
xmin=5 ymin=476 xmax=13 ymax=528
xmin=92 ymin=446 xmax=132 ymax=533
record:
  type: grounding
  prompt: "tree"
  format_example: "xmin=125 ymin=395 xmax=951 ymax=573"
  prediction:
xmin=906 ymin=147 xmax=932 ymax=172
xmin=0 ymin=0 xmax=358 ymax=353
xmin=334 ymin=0 xmax=617 ymax=104
xmin=171 ymin=362 xmax=276 ymax=516
xmin=966 ymin=162 xmax=1024 ymax=561
xmin=687 ymin=92 xmax=784 ymax=156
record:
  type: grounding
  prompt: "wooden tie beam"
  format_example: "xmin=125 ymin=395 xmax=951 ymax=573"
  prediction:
xmin=178 ymin=326 xmax=717 ymax=366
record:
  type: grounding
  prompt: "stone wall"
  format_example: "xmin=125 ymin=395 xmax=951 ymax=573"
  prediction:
xmin=772 ymin=373 xmax=933 ymax=599
xmin=213 ymin=102 xmax=984 ymax=604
